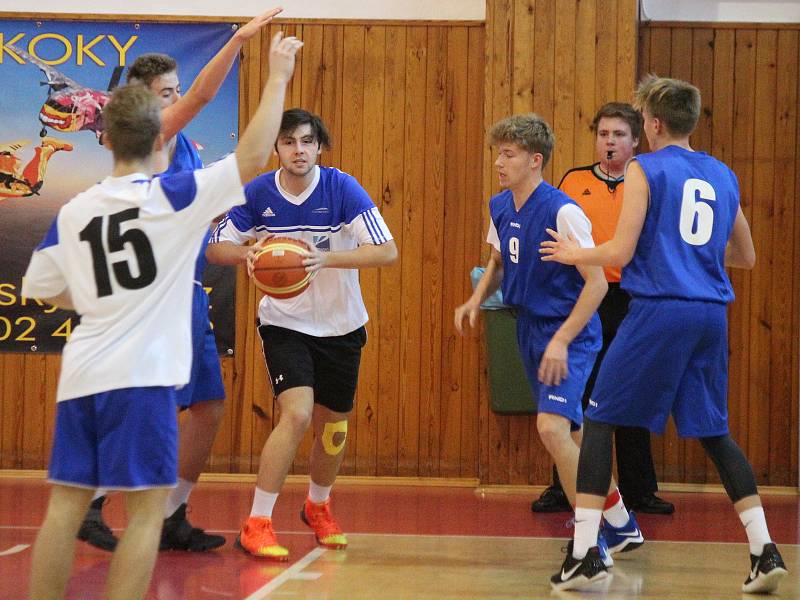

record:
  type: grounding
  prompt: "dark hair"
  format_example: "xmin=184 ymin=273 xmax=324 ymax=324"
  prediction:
xmin=590 ymin=102 xmax=643 ymax=140
xmin=634 ymin=75 xmax=701 ymax=136
xmin=277 ymin=108 xmax=331 ymax=150
xmin=103 ymin=85 xmax=161 ymax=161
xmin=488 ymin=113 xmax=555 ymax=167
xmin=126 ymin=53 xmax=178 ymax=87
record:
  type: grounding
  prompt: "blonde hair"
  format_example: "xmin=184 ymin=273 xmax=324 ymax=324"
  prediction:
xmin=489 ymin=113 xmax=555 ymax=167
xmin=634 ymin=75 xmax=701 ymax=136
xmin=103 ymin=85 xmax=161 ymax=161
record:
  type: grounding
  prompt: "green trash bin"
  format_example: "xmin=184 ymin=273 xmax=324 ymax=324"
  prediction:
xmin=471 ymin=267 xmax=536 ymax=415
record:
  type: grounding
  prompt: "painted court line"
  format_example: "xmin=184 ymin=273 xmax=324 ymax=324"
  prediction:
xmin=0 ymin=544 xmax=29 ymax=556
xmin=243 ymin=547 xmax=327 ymax=600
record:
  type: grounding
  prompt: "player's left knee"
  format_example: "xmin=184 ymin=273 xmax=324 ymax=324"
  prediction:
xmin=321 ymin=420 xmax=348 ymax=456
xmin=536 ymin=413 xmax=572 ymax=448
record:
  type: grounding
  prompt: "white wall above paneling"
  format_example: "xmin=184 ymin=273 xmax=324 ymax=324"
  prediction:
xmin=0 ymin=0 xmax=485 ymax=20
xmin=642 ymin=0 xmax=800 ymax=23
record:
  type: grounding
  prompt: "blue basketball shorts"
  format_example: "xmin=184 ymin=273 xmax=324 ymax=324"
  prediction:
xmin=516 ymin=317 xmax=599 ymax=428
xmin=587 ymin=297 xmax=729 ymax=438
xmin=48 ymin=387 xmax=178 ymax=490
xmin=175 ymin=284 xmax=225 ymax=409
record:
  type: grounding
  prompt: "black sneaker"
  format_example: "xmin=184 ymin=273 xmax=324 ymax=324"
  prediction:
xmin=77 ymin=515 xmax=118 ymax=552
xmin=550 ymin=546 xmax=608 ymax=591
xmin=160 ymin=503 xmax=225 ymax=552
xmin=742 ymin=543 xmax=787 ymax=594
xmin=531 ymin=485 xmax=571 ymax=513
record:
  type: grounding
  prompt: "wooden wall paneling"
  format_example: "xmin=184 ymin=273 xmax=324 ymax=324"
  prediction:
xmin=615 ymin=0 xmax=638 ymax=101
xmin=418 ymin=25 xmax=447 ymax=477
xmin=573 ymin=0 xmax=597 ymax=166
xmin=793 ymin=34 xmax=800 ymax=486
xmin=356 ymin=23 xmax=386 ymax=476
xmin=769 ymin=29 xmax=799 ymax=486
xmin=533 ymin=0 xmax=555 ymax=181
xmin=595 ymin=0 xmax=619 ymax=108
xmin=21 ymin=354 xmax=45 ymax=469
xmin=439 ymin=26 xmax=469 ymax=477
xmin=459 ymin=25 xmax=486 ymax=479
xmin=748 ymin=29 xmax=778 ymax=482
xmin=552 ymin=0 xmax=577 ymax=183
xmin=396 ymin=25 xmax=427 ymax=476
xmin=300 ymin=24 xmax=324 ymax=116
xmin=511 ymin=0 xmax=534 ymax=115
xmin=1 ymin=355 xmax=24 ymax=468
xmin=321 ymin=25 xmax=344 ymax=171
xmin=376 ymin=25 xmax=406 ymax=476
xmin=729 ymin=29 xmax=758 ymax=461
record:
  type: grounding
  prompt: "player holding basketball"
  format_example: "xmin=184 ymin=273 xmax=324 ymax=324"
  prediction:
xmin=206 ymin=108 xmax=397 ymax=560
xmin=454 ymin=114 xmax=642 ymax=569
xmin=542 ymin=76 xmax=787 ymax=593
xmin=77 ymin=7 xmax=283 ymax=553
xmin=22 ymin=32 xmax=302 ymax=600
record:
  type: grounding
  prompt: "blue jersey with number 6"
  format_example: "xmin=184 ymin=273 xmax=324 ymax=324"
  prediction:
xmin=622 ymin=146 xmax=738 ymax=303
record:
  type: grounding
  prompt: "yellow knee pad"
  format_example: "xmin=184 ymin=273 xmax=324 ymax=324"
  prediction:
xmin=321 ymin=420 xmax=348 ymax=456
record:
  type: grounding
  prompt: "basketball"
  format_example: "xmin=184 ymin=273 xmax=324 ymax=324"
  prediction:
xmin=251 ymin=237 xmax=313 ymax=299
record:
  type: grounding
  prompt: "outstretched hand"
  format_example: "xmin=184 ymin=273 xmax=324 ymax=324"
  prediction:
xmin=539 ymin=228 xmax=581 ymax=265
xmin=454 ymin=300 xmax=480 ymax=336
xmin=235 ymin=7 xmax=283 ymax=42
xmin=268 ymin=31 xmax=304 ymax=83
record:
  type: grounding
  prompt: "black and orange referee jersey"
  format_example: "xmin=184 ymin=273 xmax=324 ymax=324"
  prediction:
xmin=558 ymin=163 xmax=624 ymax=283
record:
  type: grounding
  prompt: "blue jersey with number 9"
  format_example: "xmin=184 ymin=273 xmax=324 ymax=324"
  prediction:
xmin=622 ymin=146 xmax=738 ymax=303
xmin=489 ymin=182 xmax=590 ymax=322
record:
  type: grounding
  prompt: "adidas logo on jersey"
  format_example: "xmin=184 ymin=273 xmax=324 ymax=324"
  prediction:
xmin=262 ymin=207 xmax=276 ymax=217
xmin=582 ymin=188 xmax=592 ymax=195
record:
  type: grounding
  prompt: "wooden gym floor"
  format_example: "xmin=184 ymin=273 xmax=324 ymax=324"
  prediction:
xmin=0 ymin=477 xmax=797 ymax=599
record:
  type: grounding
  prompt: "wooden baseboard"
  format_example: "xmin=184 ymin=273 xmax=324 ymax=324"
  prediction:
xmin=1 ymin=470 xmax=796 ymax=495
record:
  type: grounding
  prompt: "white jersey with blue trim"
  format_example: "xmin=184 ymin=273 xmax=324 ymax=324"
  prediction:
xmin=22 ymin=154 xmax=245 ymax=402
xmin=212 ymin=165 xmax=393 ymax=337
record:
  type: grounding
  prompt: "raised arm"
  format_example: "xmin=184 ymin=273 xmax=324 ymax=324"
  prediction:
xmin=160 ymin=7 xmax=283 ymax=140
xmin=235 ymin=32 xmax=303 ymax=183
xmin=540 ymin=159 xmax=649 ymax=268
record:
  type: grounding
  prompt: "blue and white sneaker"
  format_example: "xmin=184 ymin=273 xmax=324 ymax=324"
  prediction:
xmin=597 ymin=530 xmax=614 ymax=567
xmin=601 ymin=511 xmax=644 ymax=554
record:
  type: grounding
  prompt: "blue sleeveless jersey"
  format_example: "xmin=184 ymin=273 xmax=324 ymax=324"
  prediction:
xmin=160 ymin=132 xmax=208 ymax=281
xmin=622 ymin=146 xmax=738 ymax=303
xmin=489 ymin=182 xmax=600 ymax=347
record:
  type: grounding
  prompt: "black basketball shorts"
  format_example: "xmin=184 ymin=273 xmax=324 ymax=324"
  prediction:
xmin=257 ymin=324 xmax=367 ymax=414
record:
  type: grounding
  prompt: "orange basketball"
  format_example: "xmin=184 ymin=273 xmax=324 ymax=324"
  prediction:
xmin=251 ymin=237 xmax=313 ymax=299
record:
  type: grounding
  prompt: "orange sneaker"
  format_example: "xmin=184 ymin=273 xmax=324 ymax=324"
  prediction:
xmin=235 ymin=516 xmax=289 ymax=561
xmin=300 ymin=497 xmax=347 ymax=549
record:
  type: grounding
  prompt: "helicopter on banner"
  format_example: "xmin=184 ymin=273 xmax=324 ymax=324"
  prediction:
xmin=8 ymin=43 xmax=124 ymax=140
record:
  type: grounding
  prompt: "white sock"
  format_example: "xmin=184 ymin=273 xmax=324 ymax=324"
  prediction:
xmin=250 ymin=488 xmax=279 ymax=518
xmin=739 ymin=506 xmax=771 ymax=555
xmin=165 ymin=478 xmax=195 ymax=518
xmin=602 ymin=489 xmax=630 ymax=528
xmin=308 ymin=481 xmax=332 ymax=504
xmin=573 ymin=507 xmax=603 ymax=559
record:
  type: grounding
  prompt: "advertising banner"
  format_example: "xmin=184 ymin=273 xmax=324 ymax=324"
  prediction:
xmin=0 ymin=18 xmax=240 ymax=353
